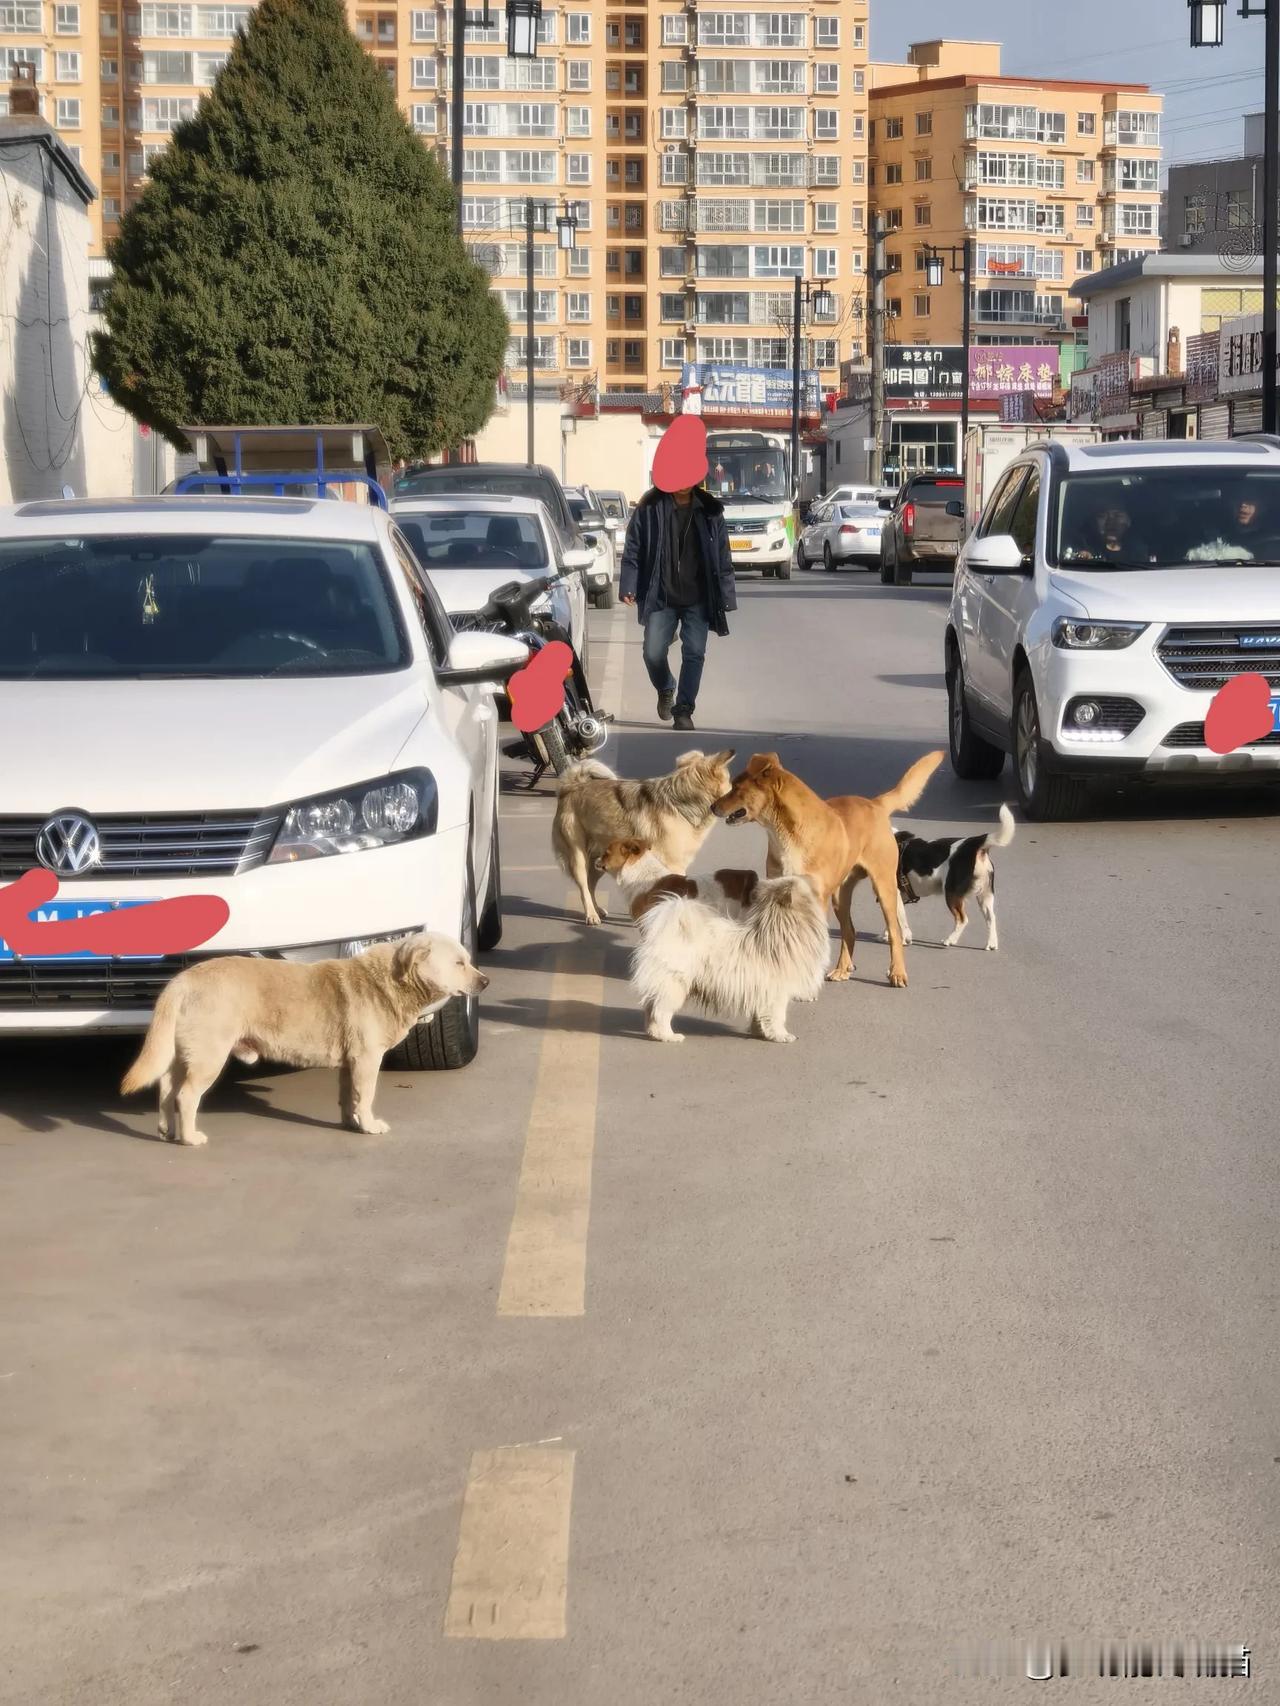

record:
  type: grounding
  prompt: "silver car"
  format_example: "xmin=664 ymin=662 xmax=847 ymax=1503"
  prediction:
xmin=564 ymin=485 xmax=618 ymax=608
xmin=797 ymin=501 xmax=885 ymax=572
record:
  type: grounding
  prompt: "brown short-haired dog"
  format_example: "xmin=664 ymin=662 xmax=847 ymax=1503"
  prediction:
xmin=711 ymin=750 xmax=944 ymax=988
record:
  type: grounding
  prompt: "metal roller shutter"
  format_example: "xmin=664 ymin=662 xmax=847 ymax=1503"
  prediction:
xmin=1142 ymin=411 xmax=1168 ymax=440
xmin=1198 ymin=402 xmax=1230 ymax=440
xmin=1232 ymin=398 xmax=1264 ymax=436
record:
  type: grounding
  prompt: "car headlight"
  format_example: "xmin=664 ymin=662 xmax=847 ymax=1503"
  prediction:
xmin=268 ymin=768 xmax=439 ymax=863
xmin=1051 ymin=619 xmax=1147 ymax=651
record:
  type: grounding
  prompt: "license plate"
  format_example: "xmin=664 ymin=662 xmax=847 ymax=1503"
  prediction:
xmin=0 ymin=898 xmax=161 ymax=962
xmin=1272 ymin=696 xmax=1280 ymax=733
xmin=730 ymin=538 xmax=752 ymax=552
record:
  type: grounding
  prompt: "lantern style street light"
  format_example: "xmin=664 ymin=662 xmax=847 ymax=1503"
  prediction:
xmin=1189 ymin=0 xmax=1279 ymax=432
xmin=790 ymin=275 xmax=836 ymax=512
xmin=921 ymin=242 xmax=975 ymax=447
xmin=451 ymin=3 xmax=544 ymax=234
xmin=505 ymin=0 xmax=542 ymax=59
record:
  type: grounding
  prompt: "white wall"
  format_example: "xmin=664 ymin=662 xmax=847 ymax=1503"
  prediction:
xmin=1085 ymin=274 xmax=1222 ymax=368
xmin=0 ymin=131 xmax=171 ymax=503
xmin=470 ymin=399 xmax=665 ymax=503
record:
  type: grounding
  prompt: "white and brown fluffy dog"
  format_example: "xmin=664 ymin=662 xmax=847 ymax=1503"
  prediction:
xmin=120 ymin=934 xmax=487 ymax=1147
xmin=886 ymin=804 xmax=1016 ymax=952
xmin=595 ymin=837 xmax=760 ymax=922
xmin=552 ymin=749 xmax=736 ymax=926
xmin=631 ymin=873 xmax=828 ymax=1044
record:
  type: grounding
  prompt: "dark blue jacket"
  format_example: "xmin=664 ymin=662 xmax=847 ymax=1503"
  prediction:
xmin=618 ymin=488 xmax=737 ymax=637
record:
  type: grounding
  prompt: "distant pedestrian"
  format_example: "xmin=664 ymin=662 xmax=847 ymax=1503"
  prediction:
xmin=620 ymin=417 xmax=736 ymax=732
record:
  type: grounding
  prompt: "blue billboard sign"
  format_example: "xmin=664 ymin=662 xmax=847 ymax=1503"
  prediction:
xmin=682 ymin=363 xmax=822 ymax=415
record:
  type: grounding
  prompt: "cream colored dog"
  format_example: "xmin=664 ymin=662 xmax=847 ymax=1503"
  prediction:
xmin=120 ymin=934 xmax=487 ymax=1147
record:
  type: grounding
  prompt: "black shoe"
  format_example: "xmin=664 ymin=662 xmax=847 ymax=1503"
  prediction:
xmin=672 ymin=709 xmax=695 ymax=731
xmin=657 ymin=689 xmax=676 ymax=722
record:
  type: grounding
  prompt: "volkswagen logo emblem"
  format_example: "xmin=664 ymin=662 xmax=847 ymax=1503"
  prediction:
xmin=35 ymin=811 xmax=102 ymax=876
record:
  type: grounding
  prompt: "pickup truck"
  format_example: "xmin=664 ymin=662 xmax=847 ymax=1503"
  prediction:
xmin=878 ymin=473 xmax=966 ymax=586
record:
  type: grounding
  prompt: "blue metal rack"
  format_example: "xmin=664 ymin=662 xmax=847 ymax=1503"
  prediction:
xmin=172 ymin=428 xmax=390 ymax=509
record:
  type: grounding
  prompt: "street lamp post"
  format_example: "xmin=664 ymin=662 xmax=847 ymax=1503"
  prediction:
xmin=520 ymin=198 xmax=578 ymax=466
xmin=1190 ymin=0 xmax=1279 ymax=433
xmin=790 ymin=273 xmax=833 ymax=509
xmin=451 ymin=2 xmax=543 ymax=237
xmin=923 ymin=239 xmax=974 ymax=465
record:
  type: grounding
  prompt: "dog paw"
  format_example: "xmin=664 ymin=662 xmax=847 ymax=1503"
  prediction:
xmin=795 ymin=990 xmax=820 ymax=1003
xmin=765 ymin=1031 xmax=796 ymax=1044
xmin=888 ymin=970 xmax=908 ymax=989
xmin=647 ymin=1029 xmax=683 ymax=1043
xmin=985 ymin=943 xmax=999 ymax=953
xmin=359 ymin=1118 xmax=391 ymax=1136
xmin=825 ymin=968 xmax=852 ymax=983
xmin=176 ymin=1130 xmax=209 ymax=1147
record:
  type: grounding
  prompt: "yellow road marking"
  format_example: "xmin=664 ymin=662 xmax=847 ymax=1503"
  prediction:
xmin=444 ymin=1447 xmax=575 ymax=1640
xmin=497 ymin=946 xmax=605 ymax=1317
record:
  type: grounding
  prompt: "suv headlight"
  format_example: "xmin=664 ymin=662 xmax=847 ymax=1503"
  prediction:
xmin=268 ymin=768 xmax=439 ymax=863
xmin=1051 ymin=619 xmax=1147 ymax=651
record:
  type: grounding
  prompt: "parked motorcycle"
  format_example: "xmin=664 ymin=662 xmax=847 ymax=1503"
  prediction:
xmin=452 ymin=567 xmax=611 ymax=784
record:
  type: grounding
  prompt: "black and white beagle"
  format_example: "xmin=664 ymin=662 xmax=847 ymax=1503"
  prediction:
xmin=887 ymin=805 xmax=1016 ymax=952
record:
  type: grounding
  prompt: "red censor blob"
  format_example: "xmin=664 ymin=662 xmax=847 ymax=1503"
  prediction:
xmin=1204 ymin=672 xmax=1274 ymax=755
xmin=0 ymin=868 xmax=229 ymax=958
xmin=651 ymin=415 xmax=709 ymax=493
xmin=508 ymin=640 xmax=575 ymax=733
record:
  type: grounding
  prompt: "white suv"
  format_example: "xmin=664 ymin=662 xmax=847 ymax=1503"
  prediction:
xmin=0 ymin=495 xmax=526 ymax=1062
xmin=946 ymin=438 xmax=1280 ymax=819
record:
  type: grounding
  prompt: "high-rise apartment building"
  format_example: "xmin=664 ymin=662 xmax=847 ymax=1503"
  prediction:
xmin=869 ymin=40 xmax=1163 ymax=353
xmin=2 ymin=1 xmax=870 ymax=397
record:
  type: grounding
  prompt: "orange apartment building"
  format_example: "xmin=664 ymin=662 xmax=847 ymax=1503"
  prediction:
xmin=2 ymin=1 xmax=871 ymax=399
xmin=868 ymin=40 xmax=1164 ymax=358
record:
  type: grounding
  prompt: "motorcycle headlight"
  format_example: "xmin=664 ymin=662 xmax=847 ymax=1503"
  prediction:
xmin=1051 ymin=619 xmax=1147 ymax=651
xmin=268 ymin=768 xmax=439 ymax=863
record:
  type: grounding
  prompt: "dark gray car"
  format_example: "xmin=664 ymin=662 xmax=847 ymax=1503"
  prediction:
xmin=879 ymin=473 xmax=966 ymax=586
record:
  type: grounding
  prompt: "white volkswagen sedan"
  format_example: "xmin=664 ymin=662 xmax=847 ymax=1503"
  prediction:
xmin=392 ymin=494 xmax=591 ymax=663
xmin=0 ymin=495 xmax=526 ymax=1065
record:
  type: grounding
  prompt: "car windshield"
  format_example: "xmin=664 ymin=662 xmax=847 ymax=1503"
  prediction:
xmin=598 ymin=494 xmax=626 ymax=519
xmin=0 ymin=535 xmax=407 ymax=679
xmin=908 ymin=478 xmax=964 ymax=507
xmin=394 ymin=468 xmax=558 ymax=511
xmin=396 ymin=510 xmax=548 ymax=572
xmin=706 ymin=449 xmax=789 ymax=503
xmin=1055 ymin=469 xmax=1280 ymax=569
xmin=843 ymin=505 xmax=882 ymax=522
xmin=566 ymin=496 xmax=597 ymax=523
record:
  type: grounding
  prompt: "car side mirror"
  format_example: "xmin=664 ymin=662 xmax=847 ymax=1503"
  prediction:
xmin=967 ymin=534 xmax=1028 ymax=574
xmin=563 ymin=547 xmax=594 ymax=573
xmin=437 ymin=630 xmax=529 ymax=687
xmin=581 ymin=511 xmax=606 ymax=529
xmin=945 ymin=500 xmax=965 ymax=518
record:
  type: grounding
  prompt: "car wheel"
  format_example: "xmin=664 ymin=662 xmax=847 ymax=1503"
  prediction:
xmin=880 ymin=541 xmax=895 ymax=585
xmin=595 ymin=578 xmax=615 ymax=609
xmin=775 ymin=556 xmax=791 ymax=580
xmin=892 ymin=549 xmax=914 ymax=587
xmin=762 ymin=564 xmax=776 ymax=579
xmin=387 ymin=851 xmax=481 ymax=1071
xmin=1013 ymin=670 xmax=1086 ymax=822
xmin=796 ymin=544 xmax=808 ymax=571
xmin=947 ymin=651 xmax=1005 ymax=781
xmin=477 ymin=795 xmax=503 ymax=952
xmin=823 ymin=543 xmax=836 ymax=573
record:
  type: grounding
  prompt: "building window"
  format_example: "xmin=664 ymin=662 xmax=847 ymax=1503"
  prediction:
xmin=103 ymin=194 xmax=121 ymax=217
xmin=55 ymin=51 xmax=81 ymax=80
xmin=566 ymin=59 xmax=590 ymax=90
xmin=566 ymin=12 xmax=590 ymax=43
xmin=102 ymin=148 xmax=120 ymax=169
xmin=814 ymin=16 xmax=839 ymax=47
xmin=103 ymin=103 xmax=118 ymax=121
xmin=377 ymin=16 xmax=394 ymax=44
xmin=566 ymin=292 xmax=590 ymax=321
xmin=885 ymin=163 xmax=902 ymax=186
xmin=814 ymin=201 xmax=837 ymax=233
xmin=884 ymin=208 xmax=903 ymax=229
xmin=916 ymin=111 xmax=933 ymax=136
xmin=54 ymin=2 xmax=80 ymax=30
xmin=410 ymin=103 xmax=435 ymax=133
xmin=1076 ymin=249 xmax=1094 ymax=271
xmin=1183 ymin=192 xmax=1207 ymax=236
xmin=914 ymin=205 xmax=932 ymax=227
xmin=914 ymin=294 xmax=931 ymax=317
xmin=814 ymin=63 xmax=839 ymax=94
xmin=884 ymin=115 xmax=903 ymax=140
xmin=1077 ymin=205 xmax=1095 ymax=227
xmin=1078 ymin=111 xmax=1096 ymax=136
xmin=410 ymin=9 xmax=435 ymax=40
xmin=566 ymin=105 xmax=590 ymax=137
xmin=55 ymin=97 xmax=81 ymax=126
xmin=915 ymin=158 xmax=932 ymax=182
xmin=568 ymin=247 xmax=589 ymax=276
xmin=662 ymin=14 xmax=686 ymax=44
xmin=101 ymin=10 xmax=118 ymax=32
xmin=660 ymin=107 xmax=686 ymax=140
xmin=886 ymin=298 xmax=902 ymax=319
xmin=410 ymin=56 xmax=435 ymax=88
xmin=1077 ymin=160 xmax=1095 ymax=184
xmin=660 ymin=338 xmax=685 ymax=368
xmin=814 ymin=247 xmax=837 ymax=277
xmin=566 ymin=153 xmax=591 ymax=184
xmin=567 ymin=338 xmax=591 ymax=367
xmin=850 ymin=205 xmax=864 ymax=229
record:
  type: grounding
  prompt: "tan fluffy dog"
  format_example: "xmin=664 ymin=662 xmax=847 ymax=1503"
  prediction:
xmin=552 ymin=749 xmax=736 ymax=925
xmin=120 ymin=934 xmax=488 ymax=1147
xmin=711 ymin=751 xmax=945 ymax=988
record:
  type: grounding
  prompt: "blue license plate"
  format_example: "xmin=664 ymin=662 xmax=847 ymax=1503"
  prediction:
xmin=0 ymin=898 xmax=161 ymax=962
xmin=1272 ymin=696 xmax=1280 ymax=733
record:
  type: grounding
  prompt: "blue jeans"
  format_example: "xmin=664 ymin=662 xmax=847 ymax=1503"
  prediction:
xmin=643 ymin=603 xmax=710 ymax=713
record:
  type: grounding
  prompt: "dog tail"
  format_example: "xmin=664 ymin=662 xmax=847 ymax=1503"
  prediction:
xmin=120 ymin=979 xmax=181 ymax=1094
xmin=984 ymin=804 xmax=1016 ymax=851
xmin=876 ymin=749 xmax=945 ymax=817
xmin=557 ymin=758 xmax=616 ymax=790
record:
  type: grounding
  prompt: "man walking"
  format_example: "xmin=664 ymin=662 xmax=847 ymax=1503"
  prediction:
xmin=619 ymin=418 xmax=736 ymax=731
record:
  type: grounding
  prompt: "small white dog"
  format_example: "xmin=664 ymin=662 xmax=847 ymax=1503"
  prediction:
xmin=631 ymin=873 xmax=829 ymax=1044
xmin=121 ymin=933 xmax=487 ymax=1146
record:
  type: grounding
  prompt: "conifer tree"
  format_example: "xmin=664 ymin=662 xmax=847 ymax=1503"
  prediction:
xmin=93 ymin=0 xmax=508 ymax=456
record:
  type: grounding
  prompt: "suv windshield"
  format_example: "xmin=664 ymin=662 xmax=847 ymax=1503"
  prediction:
xmin=0 ymin=535 xmax=407 ymax=679
xmin=397 ymin=511 xmax=548 ymax=573
xmin=394 ymin=465 xmax=566 ymax=521
xmin=1055 ymin=469 xmax=1280 ymax=569
xmin=906 ymin=477 xmax=964 ymax=506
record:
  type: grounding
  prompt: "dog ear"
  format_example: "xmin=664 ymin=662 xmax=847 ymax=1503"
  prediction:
xmin=674 ymin=749 xmax=705 ymax=767
xmin=746 ymin=753 xmax=779 ymax=778
xmin=392 ymin=936 xmax=421 ymax=981
xmin=710 ymin=748 xmax=736 ymax=768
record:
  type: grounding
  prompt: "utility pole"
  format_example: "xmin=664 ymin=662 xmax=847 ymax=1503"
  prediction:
xmin=869 ymin=212 xmax=887 ymax=486
xmin=790 ymin=272 xmax=803 ymax=507
xmin=961 ymin=235 xmax=973 ymax=459
xmin=1264 ymin=0 xmax=1278 ymax=434
xmin=525 ymin=197 xmax=536 ymax=466
xmin=451 ymin=0 xmax=467 ymax=237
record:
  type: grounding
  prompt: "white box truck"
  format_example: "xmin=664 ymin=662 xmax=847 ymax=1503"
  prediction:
xmin=963 ymin=423 xmax=1099 ymax=536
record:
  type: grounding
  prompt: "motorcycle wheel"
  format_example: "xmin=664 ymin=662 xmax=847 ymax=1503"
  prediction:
xmin=535 ymin=719 xmax=571 ymax=776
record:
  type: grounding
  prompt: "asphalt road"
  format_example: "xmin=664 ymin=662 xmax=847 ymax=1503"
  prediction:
xmin=3 ymin=568 xmax=1278 ymax=1704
